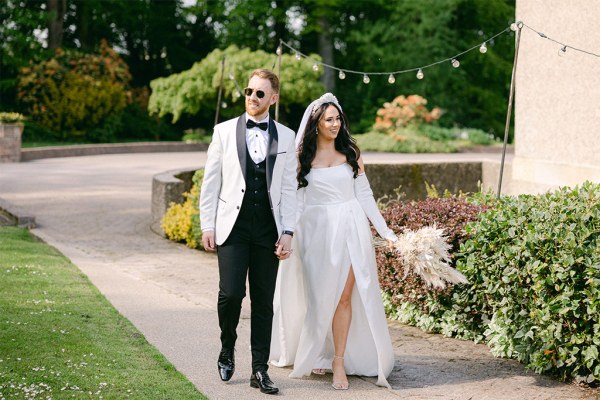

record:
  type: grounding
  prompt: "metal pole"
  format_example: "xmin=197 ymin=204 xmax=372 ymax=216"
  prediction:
xmin=275 ymin=40 xmax=282 ymax=122
xmin=214 ymin=56 xmax=226 ymax=126
xmin=497 ymin=22 xmax=523 ymax=198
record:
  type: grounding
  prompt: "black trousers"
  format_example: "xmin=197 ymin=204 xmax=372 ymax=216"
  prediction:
xmin=217 ymin=213 xmax=279 ymax=373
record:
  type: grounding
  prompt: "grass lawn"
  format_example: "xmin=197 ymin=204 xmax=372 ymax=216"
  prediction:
xmin=0 ymin=227 xmax=206 ymax=399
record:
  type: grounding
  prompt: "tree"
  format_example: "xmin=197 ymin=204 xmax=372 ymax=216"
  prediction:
xmin=17 ymin=41 xmax=131 ymax=140
xmin=148 ymin=45 xmax=325 ymax=128
xmin=0 ymin=1 xmax=49 ymax=112
xmin=289 ymin=0 xmax=515 ymax=135
xmin=47 ymin=0 xmax=67 ymax=49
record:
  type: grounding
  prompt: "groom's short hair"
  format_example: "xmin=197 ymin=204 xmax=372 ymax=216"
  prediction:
xmin=249 ymin=69 xmax=280 ymax=93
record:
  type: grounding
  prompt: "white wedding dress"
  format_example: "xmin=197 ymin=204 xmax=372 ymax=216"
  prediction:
xmin=269 ymin=163 xmax=395 ymax=388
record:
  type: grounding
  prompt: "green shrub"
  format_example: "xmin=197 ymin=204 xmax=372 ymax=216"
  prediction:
xmin=17 ymin=41 xmax=130 ymax=141
xmin=454 ymin=182 xmax=599 ymax=383
xmin=355 ymin=125 xmax=495 ymax=153
xmin=419 ymin=124 xmax=456 ymax=142
xmin=355 ymin=129 xmax=459 ymax=153
xmin=380 ymin=182 xmax=599 ymax=384
xmin=461 ymin=128 xmax=495 ymax=145
xmin=161 ymin=170 xmax=204 ymax=249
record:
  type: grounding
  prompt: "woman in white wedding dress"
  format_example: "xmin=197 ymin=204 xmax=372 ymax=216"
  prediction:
xmin=270 ymin=93 xmax=397 ymax=390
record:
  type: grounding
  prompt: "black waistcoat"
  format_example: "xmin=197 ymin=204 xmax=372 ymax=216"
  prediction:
xmin=228 ymin=147 xmax=277 ymax=246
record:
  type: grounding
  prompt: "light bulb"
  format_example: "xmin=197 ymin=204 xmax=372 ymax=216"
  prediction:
xmin=312 ymin=63 xmax=319 ymax=71
xmin=416 ymin=69 xmax=424 ymax=80
xmin=276 ymin=46 xmax=282 ymax=56
xmin=510 ymin=23 xmax=517 ymax=31
xmin=451 ymin=59 xmax=460 ymax=68
xmin=338 ymin=71 xmax=346 ymax=80
xmin=295 ymin=52 xmax=301 ymax=60
xmin=363 ymin=74 xmax=370 ymax=84
xmin=558 ymin=46 xmax=567 ymax=57
xmin=388 ymin=74 xmax=395 ymax=84
xmin=479 ymin=43 xmax=488 ymax=53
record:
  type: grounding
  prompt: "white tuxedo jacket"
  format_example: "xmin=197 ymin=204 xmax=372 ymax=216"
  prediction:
xmin=199 ymin=113 xmax=298 ymax=245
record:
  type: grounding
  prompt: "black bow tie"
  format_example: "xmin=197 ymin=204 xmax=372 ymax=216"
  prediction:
xmin=246 ymin=119 xmax=268 ymax=131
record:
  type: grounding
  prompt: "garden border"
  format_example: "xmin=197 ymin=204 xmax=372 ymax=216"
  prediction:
xmin=20 ymin=141 xmax=208 ymax=162
xmin=151 ymin=159 xmax=509 ymax=236
xmin=0 ymin=197 xmax=36 ymax=228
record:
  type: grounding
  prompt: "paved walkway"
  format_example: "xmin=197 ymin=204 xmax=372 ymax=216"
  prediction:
xmin=0 ymin=152 xmax=596 ymax=400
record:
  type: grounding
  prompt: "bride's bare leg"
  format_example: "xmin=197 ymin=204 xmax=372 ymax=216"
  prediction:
xmin=331 ymin=267 xmax=355 ymax=389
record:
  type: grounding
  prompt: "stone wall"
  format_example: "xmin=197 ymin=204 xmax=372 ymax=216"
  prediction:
xmin=151 ymin=161 xmax=492 ymax=233
xmin=0 ymin=123 xmax=23 ymax=163
xmin=21 ymin=142 xmax=208 ymax=162
xmin=151 ymin=169 xmax=199 ymax=234
xmin=365 ymin=162 xmax=482 ymax=200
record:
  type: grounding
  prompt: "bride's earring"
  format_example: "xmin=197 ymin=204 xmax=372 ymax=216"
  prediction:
xmin=315 ymin=128 xmax=319 ymax=135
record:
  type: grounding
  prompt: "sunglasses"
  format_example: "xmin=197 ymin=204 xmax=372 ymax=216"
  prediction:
xmin=244 ymin=88 xmax=266 ymax=99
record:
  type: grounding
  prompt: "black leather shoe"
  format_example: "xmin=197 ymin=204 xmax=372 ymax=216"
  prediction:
xmin=250 ymin=371 xmax=279 ymax=394
xmin=217 ymin=348 xmax=235 ymax=381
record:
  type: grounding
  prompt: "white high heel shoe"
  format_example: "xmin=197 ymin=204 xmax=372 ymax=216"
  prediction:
xmin=331 ymin=355 xmax=348 ymax=390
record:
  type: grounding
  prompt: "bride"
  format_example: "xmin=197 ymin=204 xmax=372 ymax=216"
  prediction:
xmin=270 ymin=93 xmax=397 ymax=390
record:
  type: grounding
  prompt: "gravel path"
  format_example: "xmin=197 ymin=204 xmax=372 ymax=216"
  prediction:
xmin=0 ymin=152 xmax=596 ymax=400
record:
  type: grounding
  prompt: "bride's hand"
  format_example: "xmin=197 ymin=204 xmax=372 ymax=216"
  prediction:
xmin=275 ymin=234 xmax=293 ymax=260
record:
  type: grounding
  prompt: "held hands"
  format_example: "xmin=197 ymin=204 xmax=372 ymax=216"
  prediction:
xmin=202 ymin=230 xmax=216 ymax=252
xmin=275 ymin=233 xmax=293 ymax=260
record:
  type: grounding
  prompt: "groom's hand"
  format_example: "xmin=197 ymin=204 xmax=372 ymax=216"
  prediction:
xmin=275 ymin=234 xmax=293 ymax=260
xmin=202 ymin=230 xmax=216 ymax=252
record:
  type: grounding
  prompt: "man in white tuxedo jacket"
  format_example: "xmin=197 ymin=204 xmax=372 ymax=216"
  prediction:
xmin=200 ymin=69 xmax=297 ymax=395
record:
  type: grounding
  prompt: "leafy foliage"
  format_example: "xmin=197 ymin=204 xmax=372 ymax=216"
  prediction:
xmin=375 ymin=94 xmax=443 ymax=131
xmin=356 ymin=125 xmax=495 ymax=153
xmin=17 ymin=41 xmax=130 ymax=140
xmin=0 ymin=112 xmax=25 ymax=123
xmin=376 ymin=196 xmax=489 ymax=314
xmin=148 ymin=45 xmax=325 ymax=128
xmin=161 ymin=170 xmax=204 ymax=249
xmin=312 ymin=0 xmax=515 ymax=135
xmin=2 ymin=1 xmax=515 ymax=138
xmin=380 ymin=182 xmax=600 ymax=384
xmin=0 ymin=0 xmax=49 ymax=112
xmin=454 ymin=182 xmax=599 ymax=383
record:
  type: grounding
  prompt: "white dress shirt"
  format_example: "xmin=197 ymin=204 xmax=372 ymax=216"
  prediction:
xmin=246 ymin=115 xmax=270 ymax=164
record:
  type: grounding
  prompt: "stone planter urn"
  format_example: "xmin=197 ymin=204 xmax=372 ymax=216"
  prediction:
xmin=0 ymin=122 xmax=24 ymax=163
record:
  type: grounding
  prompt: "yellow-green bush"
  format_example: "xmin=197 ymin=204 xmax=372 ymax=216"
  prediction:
xmin=34 ymin=72 xmax=126 ymax=137
xmin=17 ymin=40 xmax=130 ymax=140
xmin=161 ymin=170 xmax=204 ymax=249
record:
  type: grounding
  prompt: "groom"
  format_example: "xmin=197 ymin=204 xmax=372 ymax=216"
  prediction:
xmin=200 ymin=69 xmax=297 ymax=395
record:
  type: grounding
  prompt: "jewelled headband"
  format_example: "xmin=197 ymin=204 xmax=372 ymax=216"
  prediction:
xmin=310 ymin=93 xmax=342 ymax=116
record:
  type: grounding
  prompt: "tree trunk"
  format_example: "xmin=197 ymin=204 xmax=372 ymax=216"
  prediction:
xmin=75 ymin=0 xmax=91 ymax=50
xmin=318 ymin=15 xmax=335 ymax=92
xmin=47 ymin=0 xmax=67 ymax=49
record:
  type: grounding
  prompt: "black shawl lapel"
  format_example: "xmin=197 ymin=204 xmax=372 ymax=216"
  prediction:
xmin=266 ymin=118 xmax=278 ymax=189
xmin=236 ymin=113 xmax=247 ymax=181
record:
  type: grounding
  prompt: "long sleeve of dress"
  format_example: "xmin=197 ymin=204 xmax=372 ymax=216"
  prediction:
xmin=353 ymin=173 xmax=397 ymax=241
xmin=295 ymin=187 xmax=305 ymax=225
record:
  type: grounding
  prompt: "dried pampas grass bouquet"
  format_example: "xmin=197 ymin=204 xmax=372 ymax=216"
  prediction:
xmin=374 ymin=225 xmax=468 ymax=289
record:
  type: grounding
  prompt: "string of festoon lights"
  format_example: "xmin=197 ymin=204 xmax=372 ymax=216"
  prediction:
xmin=520 ymin=22 xmax=600 ymax=58
xmin=274 ymin=21 xmax=600 ymax=83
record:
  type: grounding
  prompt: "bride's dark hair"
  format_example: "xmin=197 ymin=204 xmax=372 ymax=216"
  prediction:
xmin=297 ymin=102 xmax=361 ymax=188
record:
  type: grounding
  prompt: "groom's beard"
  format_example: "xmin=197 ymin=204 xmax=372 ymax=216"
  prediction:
xmin=246 ymin=98 xmax=270 ymax=117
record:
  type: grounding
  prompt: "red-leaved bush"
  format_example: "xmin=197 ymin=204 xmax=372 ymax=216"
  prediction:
xmin=376 ymin=197 xmax=490 ymax=311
